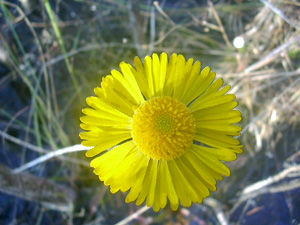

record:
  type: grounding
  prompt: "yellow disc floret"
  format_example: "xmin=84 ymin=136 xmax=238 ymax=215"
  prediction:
xmin=131 ymin=96 xmax=195 ymax=161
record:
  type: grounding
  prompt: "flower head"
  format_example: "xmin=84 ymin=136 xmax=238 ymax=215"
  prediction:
xmin=80 ymin=53 xmax=243 ymax=212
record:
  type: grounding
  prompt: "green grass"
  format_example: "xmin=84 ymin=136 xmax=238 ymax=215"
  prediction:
xmin=0 ymin=0 xmax=299 ymax=224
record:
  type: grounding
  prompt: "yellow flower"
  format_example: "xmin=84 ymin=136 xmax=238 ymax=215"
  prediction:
xmin=80 ymin=53 xmax=243 ymax=212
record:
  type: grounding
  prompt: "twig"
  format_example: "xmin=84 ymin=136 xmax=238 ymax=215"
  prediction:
xmin=153 ymin=1 xmax=175 ymax=26
xmin=205 ymin=198 xmax=228 ymax=225
xmin=245 ymin=34 xmax=300 ymax=73
xmin=260 ymin=0 xmax=300 ymax=29
xmin=208 ymin=0 xmax=232 ymax=48
xmin=242 ymin=165 xmax=300 ymax=195
xmin=231 ymin=166 xmax=300 ymax=216
xmin=127 ymin=0 xmax=145 ymax=56
xmin=234 ymin=181 xmax=300 ymax=214
xmin=148 ymin=4 xmax=156 ymax=54
xmin=0 ymin=163 xmax=75 ymax=212
xmin=115 ymin=205 xmax=150 ymax=225
xmin=241 ymin=76 xmax=300 ymax=134
xmin=153 ymin=25 xmax=178 ymax=46
xmin=0 ymin=129 xmax=47 ymax=153
xmin=2 ymin=106 xmax=29 ymax=146
xmin=0 ymin=129 xmax=89 ymax=168
xmin=13 ymin=144 xmax=91 ymax=173
xmin=223 ymin=69 xmax=300 ymax=79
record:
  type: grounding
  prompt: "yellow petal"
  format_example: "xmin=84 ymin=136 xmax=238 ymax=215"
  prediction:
xmin=80 ymin=129 xmax=130 ymax=140
xmin=172 ymin=54 xmax=186 ymax=100
xmin=196 ymin=126 xmax=241 ymax=136
xmin=196 ymin=123 xmax=242 ymax=132
xmin=193 ymin=146 xmax=231 ymax=177
xmin=182 ymin=67 xmax=215 ymax=105
xmin=191 ymin=101 xmax=238 ymax=115
xmin=164 ymin=53 xmax=178 ymax=96
xmin=80 ymin=116 xmax=131 ymax=129
xmin=132 ymin=56 xmax=150 ymax=99
xmin=194 ymin=110 xmax=241 ymax=121
xmin=174 ymin=157 xmax=211 ymax=201
xmin=86 ymin=95 xmax=134 ymax=118
xmin=156 ymin=161 xmax=168 ymax=210
xmin=167 ymin=160 xmax=193 ymax=207
xmin=195 ymin=133 xmax=243 ymax=155
xmin=190 ymin=94 xmax=236 ymax=112
xmin=181 ymin=60 xmax=201 ymax=103
xmin=158 ymin=52 xmax=168 ymax=96
xmin=196 ymin=84 xmax=231 ymax=103
xmin=152 ymin=53 xmax=160 ymax=96
xmin=196 ymin=117 xmax=242 ymax=126
xmin=201 ymin=78 xmax=224 ymax=96
xmin=146 ymin=159 xmax=158 ymax=208
xmin=83 ymin=132 xmax=132 ymax=157
xmin=190 ymin=146 xmax=230 ymax=177
xmin=192 ymin=145 xmax=237 ymax=161
xmin=144 ymin=55 xmax=154 ymax=98
xmin=125 ymin=156 xmax=150 ymax=203
xmin=106 ymin=149 xmax=144 ymax=191
xmin=91 ymin=141 xmax=135 ymax=175
xmin=181 ymin=151 xmax=217 ymax=191
xmin=82 ymin=108 xmax=132 ymax=123
xmin=100 ymin=75 xmax=137 ymax=116
xmin=80 ymin=123 xmax=101 ymax=131
xmin=119 ymin=62 xmax=145 ymax=103
xmin=189 ymin=148 xmax=224 ymax=181
xmin=136 ymin=159 xmax=155 ymax=205
xmin=160 ymin=160 xmax=179 ymax=211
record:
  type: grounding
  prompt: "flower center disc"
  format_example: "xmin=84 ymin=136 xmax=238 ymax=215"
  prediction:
xmin=131 ymin=96 xmax=195 ymax=161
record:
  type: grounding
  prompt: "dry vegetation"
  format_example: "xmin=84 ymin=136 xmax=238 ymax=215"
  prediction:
xmin=0 ymin=0 xmax=299 ymax=224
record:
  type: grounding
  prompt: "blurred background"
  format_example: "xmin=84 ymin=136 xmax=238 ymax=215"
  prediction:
xmin=0 ymin=0 xmax=299 ymax=224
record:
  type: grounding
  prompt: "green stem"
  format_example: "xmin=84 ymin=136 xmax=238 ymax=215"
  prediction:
xmin=43 ymin=0 xmax=81 ymax=100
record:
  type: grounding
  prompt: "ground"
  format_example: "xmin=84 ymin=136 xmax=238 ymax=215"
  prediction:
xmin=0 ymin=0 xmax=299 ymax=224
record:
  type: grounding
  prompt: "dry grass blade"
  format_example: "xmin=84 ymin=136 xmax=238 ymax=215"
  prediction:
xmin=242 ymin=165 xmax=300 ymax=195
xmin=13 ymin=144 xmax=91 ymax=173
xmin=115 ymin=205 xmax=150 ymax=225
xmin=245 ymin=35 xmax=300 ymax=73
xmin=0 ymin=163 xmax=75 ymax=212
xmin=0 ymin=129 xmax=47 ymax=154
